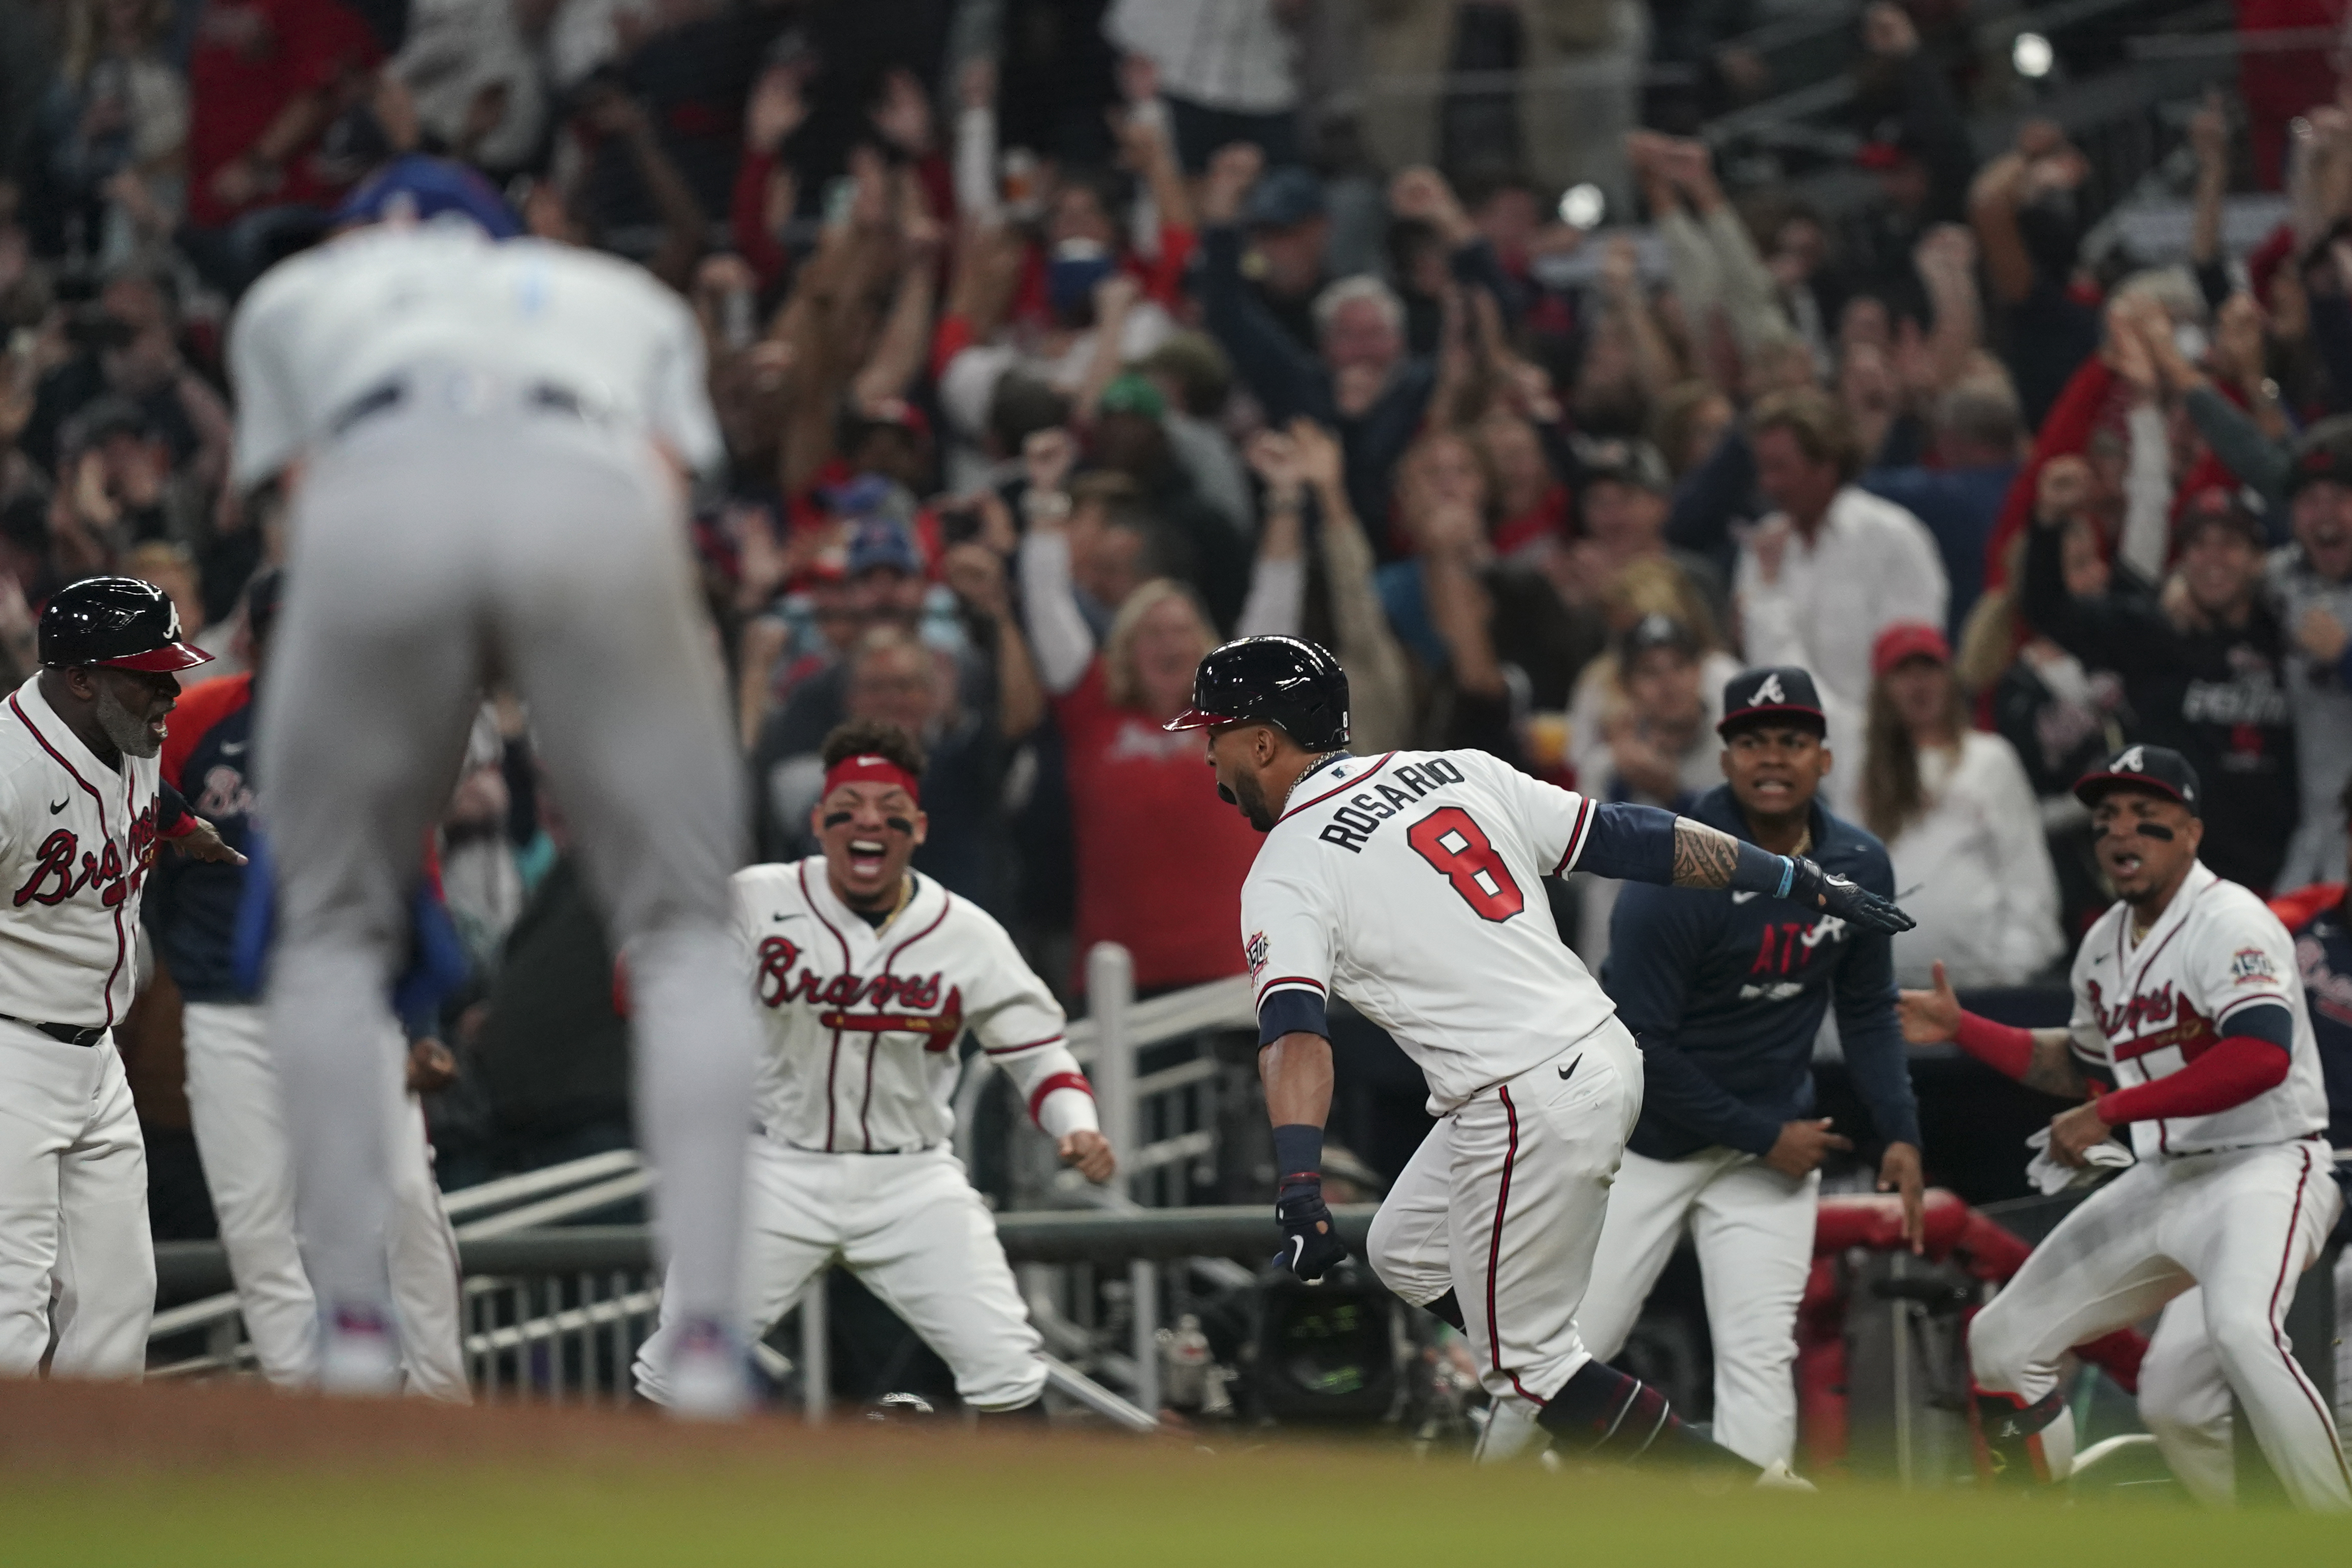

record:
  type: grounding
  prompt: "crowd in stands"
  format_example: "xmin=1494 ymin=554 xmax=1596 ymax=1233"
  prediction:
xmin=4 ymin=0 xmax=2350 ymax=1198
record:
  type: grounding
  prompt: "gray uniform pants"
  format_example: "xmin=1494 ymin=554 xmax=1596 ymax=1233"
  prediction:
xmin=258 ymin=404 xmax=756 ymax=1343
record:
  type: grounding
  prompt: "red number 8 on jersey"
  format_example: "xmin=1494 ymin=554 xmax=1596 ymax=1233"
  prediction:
xmin=1407 ymin=806 xmax=1525 ymax=922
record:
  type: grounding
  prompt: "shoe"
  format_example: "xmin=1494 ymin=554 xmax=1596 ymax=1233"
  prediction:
xmin=318 ymin=1304 xmax=402 ymax=1396
xmin=665 ymin=1316 xmax=751 ymax=1420
xmin=1754 ymin=1459 xmax=1817 ymax=1492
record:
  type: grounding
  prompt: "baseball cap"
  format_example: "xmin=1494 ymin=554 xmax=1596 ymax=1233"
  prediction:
xmin=334 ymin=154 xmax=522 ymax=239
xmin=2073 ymin=743 xmax=2201 ymax=816
xmin=1717 ymin=665 xmax=1827 ymax=738
xmin=1575 ymin=435 xmax=1672 ymax=495
xmin=2174 ymin=485 xmax=2265 ymax=548
xmin=846 ymin=518 xmax=922 ymax=578
xmin=1097 ymin=371 xmax=1167 ymax=421
xmin=2285 ymin=415 xmax=2352 ymax=497
xmin=1870 ymin=621 xmax=1951 ymax=678
xmin=1620 ymin=612 xmax=1698 ymax=663
xmin=1244 ymin=166 xmax=1327 ymax=230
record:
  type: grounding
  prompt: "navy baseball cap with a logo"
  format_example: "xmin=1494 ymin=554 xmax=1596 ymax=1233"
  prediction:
xmin=1717 ymin=665 xmax=1826 ymax=738
xmin=2073 ymin=744 xmax=2202 ymax=816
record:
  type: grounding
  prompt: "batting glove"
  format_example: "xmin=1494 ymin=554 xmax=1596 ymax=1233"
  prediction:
xmin=1786 ymin=855 xmax=1915 ymax=936
xmin=1273 ymin=1173 xmax=1348 ymax=1284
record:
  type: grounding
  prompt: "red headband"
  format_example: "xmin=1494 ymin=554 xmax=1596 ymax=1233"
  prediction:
xmin=822 ymin=754 xmax=921 ymax=804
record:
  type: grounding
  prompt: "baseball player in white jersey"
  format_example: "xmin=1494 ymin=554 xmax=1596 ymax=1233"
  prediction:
xmin=1166 ymin=637 xmax=1913 ymax=1473
xmin=1903 ymin=745 xmax=2349 ymax=1509
xmin=635 ymin=721 xmax=1113 ymax=1417
xmin=225 ymin=157 xmax=761 ymax=1408
xmin=0 ymin=578 xmax=240 ymax=1378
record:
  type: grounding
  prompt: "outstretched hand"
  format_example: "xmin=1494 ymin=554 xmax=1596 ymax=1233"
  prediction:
xmin=1058 ymin=1129 xmax=1117 ymax=1184
xmin=1786 ymin=855 xmax=1914 ymax=934
xmin=1898 ymin=960 xmax=1964 ymax=1044
xmin=174 ymin=815 xmax=248 ymax=866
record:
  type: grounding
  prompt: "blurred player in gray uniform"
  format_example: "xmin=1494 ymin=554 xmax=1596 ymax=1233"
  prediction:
xmin=225 ymin=156 xmax=760 ymax=1410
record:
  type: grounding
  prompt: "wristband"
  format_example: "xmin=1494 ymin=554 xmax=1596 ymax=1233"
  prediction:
xmin=1271 ymin=1123 xmax=1323 ymax=1184
xmin=1725 ymin=838 xmax=1795 ymax=899
xmin=1952 ymin=1010 xmax=2035 ymax=1081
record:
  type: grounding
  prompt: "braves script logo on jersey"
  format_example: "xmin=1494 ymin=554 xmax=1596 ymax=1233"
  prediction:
xmin=12 ymin=804 xmax=162 ymax=909
xmin=754 ymin=935 xmax=963 ymax=1048
xmin=2085 ymin=979 xmax=2217 ymax=1062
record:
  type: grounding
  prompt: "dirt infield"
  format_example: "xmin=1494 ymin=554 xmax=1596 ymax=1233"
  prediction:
xmin=3 ymin=1378 xmax=2345 ymax=1565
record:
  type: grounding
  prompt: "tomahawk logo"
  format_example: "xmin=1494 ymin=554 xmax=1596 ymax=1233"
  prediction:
xmin=2113 ymin=745 xmax=2146 ymax=775
xmin=1748 ymin=673 xmax=1786 ymax=707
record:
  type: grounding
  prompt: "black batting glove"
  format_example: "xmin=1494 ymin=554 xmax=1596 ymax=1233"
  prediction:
xmin=1273 ymin=1173 xmax=1348 ymax=1283
xmin=1787 ymin=855 xmax=1915 ymax=935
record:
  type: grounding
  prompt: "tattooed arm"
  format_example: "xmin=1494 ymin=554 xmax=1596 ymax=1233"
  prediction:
xmin=1669 ymin=819 xmax=1743 ymax=888
xmin=1572 ymin=801 xmax=1917 ymax=936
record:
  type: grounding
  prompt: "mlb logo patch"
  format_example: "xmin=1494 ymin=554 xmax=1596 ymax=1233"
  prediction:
xmin=2230 ymin=946 xmax=2278 ymax=984
xmin=1245 ymin=931 xmax=1269 ymax=979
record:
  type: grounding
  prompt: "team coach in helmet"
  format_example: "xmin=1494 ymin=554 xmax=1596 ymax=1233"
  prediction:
xmin=0 ymin=577 xmax=240 ymax=1378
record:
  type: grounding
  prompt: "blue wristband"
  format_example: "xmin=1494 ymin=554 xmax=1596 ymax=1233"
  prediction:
xmin=1775 ymin=857 xmax=1794 ymax=900
xmin=1272 ymin=1123 xmax=1323 ymax=1183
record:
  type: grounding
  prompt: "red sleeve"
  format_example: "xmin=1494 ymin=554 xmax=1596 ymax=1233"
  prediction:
xmin=1952 ymin=1010 xmax=2036 ymax=1080
xmin=930 ymin=311 xmax=976 ymax=383
xmin=2269 ymin=883 xmax=2346 ymax=931
xmin=158 ymin=674 xmax=253 ymax=791
xmin=1137 ymin=223 xmax=1196 ymax=309
xmin=1049 ymin=659 xmax=1114 ymax=739
xmin=1983 ymin=357 xmax=2117 ymax=590
xmin=731 ymin=147 xmax=792 ymax=291
xmin=2094 ymin=1034 xmax=2292 ymax=1124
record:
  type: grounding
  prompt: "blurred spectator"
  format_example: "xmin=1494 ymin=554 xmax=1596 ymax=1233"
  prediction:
xmin=1734 ymin=386 xmax=1947 ymax=715
xmin=182 ymin=0 xmax=383 ymax=284
xmin=2271 ymin=418 xmax=2352 ymax=891
xmin=24 ymin=264 xmax=232 ymax=488
xmin=1088 ymin=371 xmax=1252 ymax=630
xmin=1552 ymin=434 xmax=1728 ymax=635
xmin=2022 ymin=468 xmax=2299 ymax=894
xmin=1105 ymin=2 xmax=1300 ymax=172
xmin=1966 ymin=522 xmax=2137 ymax=936
xmin=387 ymin=0 xmax=546 ymax=174
xmin=37 ymin=0 xmax=188 ymax=265
xmin=1136 ymin=332 xmax=1253 ymax=537
xmin=1857 ymin=622 xmax=2062 ymax=986
xmin=1236 ymin=162 xmax=1333 ymax=355
xmin=1020 ymin=442 xmax=1304 ymax=992
xmin=1861 ymin=377 xmax=2024 ymax=641
xmin=1203 ymin=147 xmax=1507 ymax=535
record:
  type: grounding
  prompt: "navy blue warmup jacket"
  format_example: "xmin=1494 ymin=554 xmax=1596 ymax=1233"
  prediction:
xmin=145 ymin=673 xmax=259 ymax=1002
xmin=1602 ymin=785 xmax=1921 ymax=1162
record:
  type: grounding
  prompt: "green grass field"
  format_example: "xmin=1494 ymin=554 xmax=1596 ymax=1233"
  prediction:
xmin=6 ymin=1386 xmax=2346 ymax=1567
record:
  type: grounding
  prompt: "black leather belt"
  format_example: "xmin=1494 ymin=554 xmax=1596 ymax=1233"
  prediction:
xmin=0 ymin=1014 xmax=104 ymax=1047
xmin=329 ymin=377 xmax=595 ymax=438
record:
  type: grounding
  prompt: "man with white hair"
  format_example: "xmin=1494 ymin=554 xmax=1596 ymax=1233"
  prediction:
xmin=1198 ymin=145 xmax=1509 ymax=534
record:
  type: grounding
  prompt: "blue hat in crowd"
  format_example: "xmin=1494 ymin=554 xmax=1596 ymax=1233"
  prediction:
xmin=334 ymin=154 xmax=522 ymax=239
xmin=1244 ymin=166 xmax=1326 ymax=230
xmin=846 ymin=518 xmax=922 ymax=578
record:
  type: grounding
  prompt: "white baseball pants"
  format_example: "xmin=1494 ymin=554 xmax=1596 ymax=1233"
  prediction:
xmin=1365 ymin=1019 xmax=1643 ymax=1458
xmin=1970 ymin=1139 xmax=2350 ymax=1510
xmin=0 ymin=1020 xmax=152 ymax=1378
xmin=259 ymin=406 xmax=758 ymax=1364
xmin=181 ymin=1001 xmax=466 ymax=1398
xmin=1575 ymin=1147 xmax=1819 ymax=1467
xmin=634 ymin=1141 xmax=1046 ymax=1412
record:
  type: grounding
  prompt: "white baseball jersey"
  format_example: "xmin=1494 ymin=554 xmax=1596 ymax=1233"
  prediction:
xmin=734 ymin=861 xmax=1099 ymax=1153
xmin=0 ymin=675 xmax=174 ymax=1027
xmin=1243 ymin=748 xmax=1614 ymax=1113
xmin=227 ymin=221 xmax=722 ymax=489
xmin=2067 ymin=859 xmax=2329 ymax=1159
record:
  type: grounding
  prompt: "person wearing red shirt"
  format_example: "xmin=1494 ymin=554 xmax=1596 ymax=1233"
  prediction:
xmin=185 ymin=0 xmax=381 ymax=232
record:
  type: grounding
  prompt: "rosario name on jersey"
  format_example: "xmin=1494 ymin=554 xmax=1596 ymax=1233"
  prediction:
xmin=2068 ymin=860 xmax=2329 ymax=1158
xmin=0 ymin=676 xmax=177 ymax=1027
xmin=1243 ymin=748 xmax=1617 ymax=1113
xmin=734 ymin=862 xmax=1098 ymax=1153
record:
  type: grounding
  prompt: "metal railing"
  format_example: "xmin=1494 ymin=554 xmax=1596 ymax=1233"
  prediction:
xmin=149 ymin=946 xmax=1260 ymax=1425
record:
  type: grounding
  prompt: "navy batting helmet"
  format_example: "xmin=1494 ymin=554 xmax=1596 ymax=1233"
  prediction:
xmin=1163 ymin=636 xmax=1349 ymax=752
xmin=39 ymin=576 xmax=213 ymax=673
